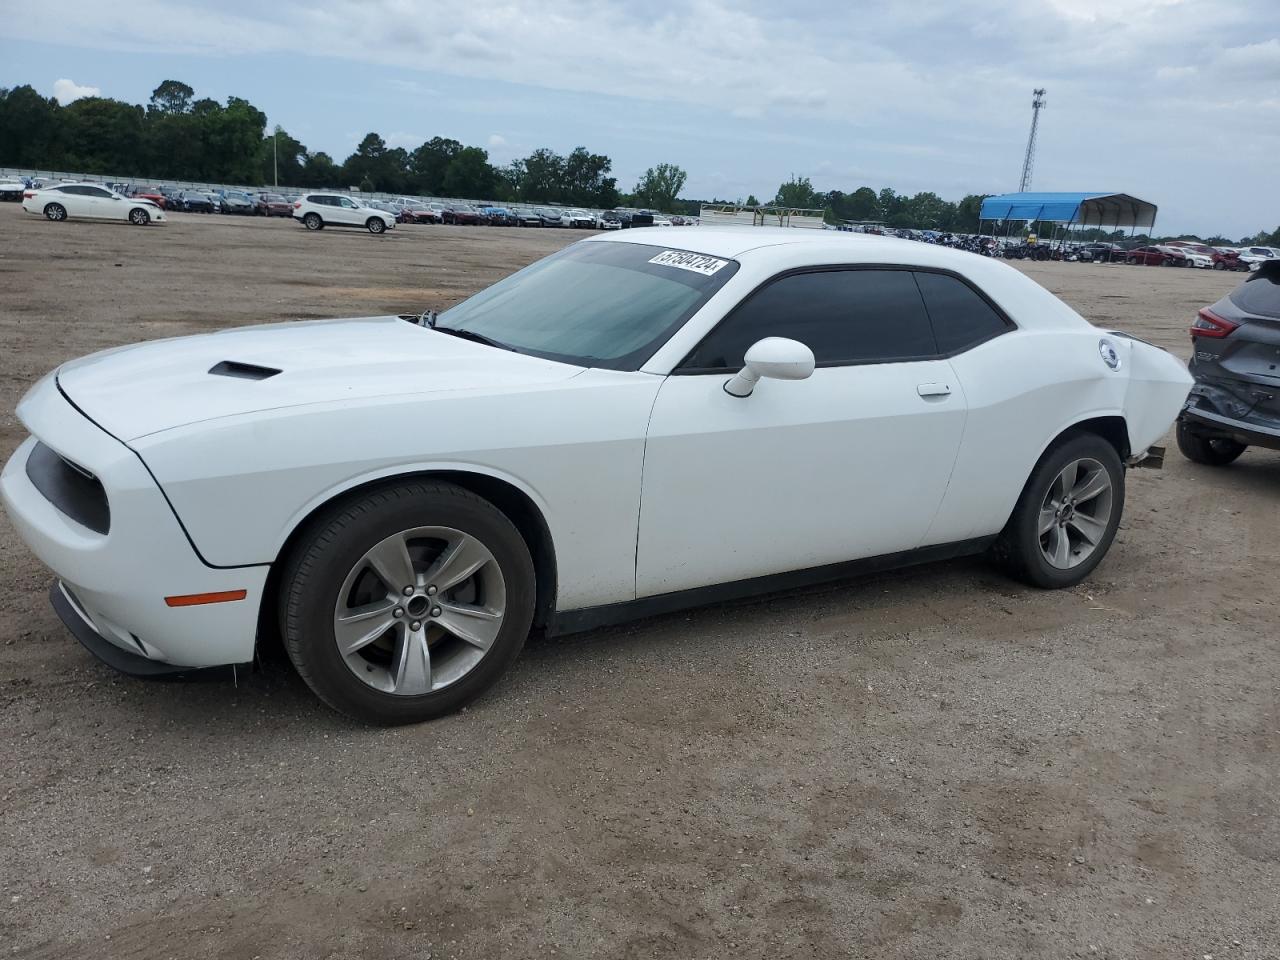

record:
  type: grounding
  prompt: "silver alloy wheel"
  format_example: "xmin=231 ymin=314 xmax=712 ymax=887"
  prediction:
xmin=129 ymin=208 xmax=149 ymax=225
xmin=1038 ymin=457 xmax=1114 ymax=569
xmin=45 ymin=203 xmax=66 ymax=221
xmin=332 ymin=526 xmax=506 ymax=696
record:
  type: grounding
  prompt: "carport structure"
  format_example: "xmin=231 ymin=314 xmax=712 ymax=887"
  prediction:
xmin=979 ymin=192 xmax=1158 ymax=247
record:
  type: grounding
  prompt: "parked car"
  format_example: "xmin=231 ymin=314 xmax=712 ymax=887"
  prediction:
xmin=1126 ymin=245 xmax=1185 ymax=267
xmin=219 ymin=191 xmax=256 ymax=215
xmin=442 ymin=204 xmax=484 ymax=225
xmin=1178 ymin=260 xmax=1280 ymax=465
xmin=1075 ymin=242 xmax=1125 ymax=263
xmin=128 ymin=186 xmax=168 ymax=209
xmin=293 ymin=193 xmax=396 ymax=234
xmin=560 ymin=208 xmax=595 ymax=229
xmin=1237 ymin=247 xmax=1279 ymax=271
xmin=510 ymin=207 xmax=544 ymax=227
xmin=0 ymin=229 xmax=1191 ymax=724
xmin=596 ymin=210 xmax=623 ymax=230
xmin=653 ymin=216 xmax=674 ymax=227
xmin=1210 ymin=248 xmax=1248 ymax=271
xmin=627 ymin=210 xmax=655 ymax=228
xmin=532 ymin=208 xmax=563 ymax=227
xmin=20 ymin=182 xmax=166 ymax=225
xmin=1163 ymin=241 xmax=1215 ymax=269
xmin=255 ymin=193 xmax=293 ymax=217
xmin=0 ymin=179 xmax=26 ymax=202
xmin=478 ymin=206 xmax=517 ymax=226
xmin=176 ymin=191 xmax=215 ymax=213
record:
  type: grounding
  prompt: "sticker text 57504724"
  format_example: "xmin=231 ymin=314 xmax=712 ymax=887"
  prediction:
xmin=648 ymin=250 xmax=729 ymax=277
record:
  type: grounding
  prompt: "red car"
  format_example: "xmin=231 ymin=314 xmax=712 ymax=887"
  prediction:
xmin=255 ymin=193 xmax=293 ymax=217
xmin=129 ymin=186 xmax=167 ymax=209
xmin=398 ymin=204 xmax=441 ymax=224
xmin=1126 ymin=245 xmax=1186 ymax=267
xmin=442 ymin=204 xmax=484 ymax=225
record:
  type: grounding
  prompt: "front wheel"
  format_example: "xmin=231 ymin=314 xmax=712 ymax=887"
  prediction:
xmin=1176 ymin=421 xmax=1246 ymax=466
xmin=303 ymin=212 xmax=323 ymax=230
xmin=280 ymin=481 xmax=536 ymax=724
xmin=128 ymin=207 xmax=150 ymax=226
xmin=367 ymin=217 xmax=386 ymax=235
xmin=44 ymin=203 xmax=67 ymax=222
xmin=997 ymin=433 xmax=1125 ymax=589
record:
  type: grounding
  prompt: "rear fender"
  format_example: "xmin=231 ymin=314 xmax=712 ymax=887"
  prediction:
xmin=1116 ymin=336 xmax=1194 ymax=454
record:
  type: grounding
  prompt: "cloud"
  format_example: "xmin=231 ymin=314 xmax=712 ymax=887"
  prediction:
xmin=52 ymin=78 xmax=99 ymax=103
xmin=487 ymin=134 xmax=507 ymax=148
xmin=7 ymin=0 xmax=1279 ymax=235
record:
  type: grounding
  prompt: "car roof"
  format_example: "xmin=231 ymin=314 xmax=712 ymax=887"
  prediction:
xmin=587 ymin=226 xmax=973 ymax=265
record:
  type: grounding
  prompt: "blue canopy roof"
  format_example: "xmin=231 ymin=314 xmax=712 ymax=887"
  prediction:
xmin=980 ymin=192 xmax=1156 ymax=229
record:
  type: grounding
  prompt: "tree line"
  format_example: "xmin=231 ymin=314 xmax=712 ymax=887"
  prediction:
xmin=0 ymin=80 xmax=688 ymax=210
xmin=1 ymin=80 xmax=1274 ymax=241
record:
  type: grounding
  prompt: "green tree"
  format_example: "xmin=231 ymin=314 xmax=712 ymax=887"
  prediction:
xmin=263 ymin=126 xmax=307 ymax=186
xmin=744 ymin=194 xmax=760 ymax=207
xmin=408 ymin=136 xmax=462 ymax=193
xmin=442 ymin=145 xmax=496 ymax=198
xmin=517 ymin=148 xmax=567 ymax=202
xmin=148 ymin=79 xmax=194 ymax=115
xmin=774 ymin=175 xmax=815 ymax=208
xmin=300 ymin=150 xmax=339 ymax=187
xmin=0 ymin=85 xmax=64 ymax=167
xmin=562 ymin=146 xmax=617 ymax=206
xmin=342 ymin=133 xmax=407 ymax=192
xmin=59 ymin=97 xmax=145 ymax=173
xmin=633 ymin=162 xmax=687 ymax=211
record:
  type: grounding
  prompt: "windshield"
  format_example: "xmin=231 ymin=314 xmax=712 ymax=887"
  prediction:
xmin=431 ymin=241 xmax=739 ymax=370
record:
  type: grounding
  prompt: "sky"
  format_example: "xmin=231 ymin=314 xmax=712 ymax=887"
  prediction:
xmin=2 ymin=0 xmax=1277 ymax=238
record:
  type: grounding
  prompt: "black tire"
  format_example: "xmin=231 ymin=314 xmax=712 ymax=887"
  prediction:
xmin=366 ymin=217 xmax=385 ymax=235
xmin=1176 ymin=421 xmax=1246 ymax=466
xmin=303 ymin=212 xmax=323 ymax=231
xmin=128 ymin=207 xmax=150 ymax=226
xmin=280 ymin=481 xmax=536 ymax=724
xmin=997 ymin=433 xmax=1125 ymax=589
xmin=44 ymin=202 xmax=67 ymax=222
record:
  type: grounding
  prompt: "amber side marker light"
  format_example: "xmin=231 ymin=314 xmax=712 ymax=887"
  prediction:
xmin=165 ymin=590 xmax=247 ymax=607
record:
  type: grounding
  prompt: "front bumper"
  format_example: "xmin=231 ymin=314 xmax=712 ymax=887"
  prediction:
xmin=1 ymin=375 xmax=268 ymax=668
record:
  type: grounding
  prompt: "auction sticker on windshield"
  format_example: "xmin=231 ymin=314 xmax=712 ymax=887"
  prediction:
xmin=648 ymin=250 xmax=729 ymax=277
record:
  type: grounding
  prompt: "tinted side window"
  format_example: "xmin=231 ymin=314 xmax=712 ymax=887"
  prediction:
xmin=682 ymin=268 xmax=936 ymax=370
xmin=914 ymin=272 xmax=1012 ymax=354
xmin=86 ymin=187 xmax=112 ymax=198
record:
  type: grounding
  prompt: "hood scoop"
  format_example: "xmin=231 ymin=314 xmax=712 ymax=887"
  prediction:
xmin=208 ymin=360 xmax=282 ymax=381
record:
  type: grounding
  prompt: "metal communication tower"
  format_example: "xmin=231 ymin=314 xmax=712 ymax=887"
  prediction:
xmin=1018 ymin=88 xmax=1046 ymax=192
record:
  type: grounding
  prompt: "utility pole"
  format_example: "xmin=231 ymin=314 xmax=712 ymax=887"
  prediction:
xmin=1018 ymin=88 xmax=1046 ymax=193
xmin=273 ymin=128 xmax=278 ymax=189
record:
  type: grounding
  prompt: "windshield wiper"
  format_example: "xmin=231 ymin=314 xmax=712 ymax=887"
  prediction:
xmin=429 ymin=324 xmax=516 ymax=352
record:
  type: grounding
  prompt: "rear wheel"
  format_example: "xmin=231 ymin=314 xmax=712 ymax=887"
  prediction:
xmin=1176 ymin=421 xmax=1246 ymax=466
xmin=998 ymin=433 xmax=1125 ymax=589
xmin=366 ymin=217 xmax=386 ymax=235
xmin=128 ymin=207 xmax=150 ymax=226
xmin=281 ymin=481 xmax=535 ymax=724
xmin=44 ymin=203 xmax=67 ymax=222
xmin=303 ymin=212 xmax=323 ymax=230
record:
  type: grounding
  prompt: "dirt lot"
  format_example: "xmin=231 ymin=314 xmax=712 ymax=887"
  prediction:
xmin=1 ymin=211 xmax=1276 ymax=959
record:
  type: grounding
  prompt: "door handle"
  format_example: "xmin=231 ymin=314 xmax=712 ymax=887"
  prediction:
xmin=916 ymin=383 xmax=952 ymax=398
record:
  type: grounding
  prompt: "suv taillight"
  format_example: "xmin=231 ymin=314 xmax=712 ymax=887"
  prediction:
xmin=1191 ymin=308 xmax=1239 ymax=339
xmin=293 ymin=201 xmax=302 ymax=208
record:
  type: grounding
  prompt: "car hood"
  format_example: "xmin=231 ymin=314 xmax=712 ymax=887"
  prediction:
xmin=56 ymin=315 xmax=584 ymax=441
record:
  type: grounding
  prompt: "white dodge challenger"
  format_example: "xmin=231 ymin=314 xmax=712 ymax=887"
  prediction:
xmin=1 ymin=229 xmax=1192 ymax=723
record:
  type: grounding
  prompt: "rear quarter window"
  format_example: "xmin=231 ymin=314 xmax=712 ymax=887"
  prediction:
xmin=914 ymin=272 xmax=1013 ymax=354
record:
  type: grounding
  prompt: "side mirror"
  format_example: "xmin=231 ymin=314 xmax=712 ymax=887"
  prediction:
xmin=723 ymin=337 xmax=816 ymax=398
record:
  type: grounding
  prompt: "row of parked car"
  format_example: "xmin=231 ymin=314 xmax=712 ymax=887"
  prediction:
xmin=356 ymin=198 xmax=693 ymax=230
xmin=1069 ymin=241 xmax=1277 ymax=271
xmin=102 ymin=183 xmax=297 ymax=217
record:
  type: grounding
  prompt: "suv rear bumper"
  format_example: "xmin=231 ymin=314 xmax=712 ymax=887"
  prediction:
xmin=1180 ymin=399 xmax=1280 ymax=451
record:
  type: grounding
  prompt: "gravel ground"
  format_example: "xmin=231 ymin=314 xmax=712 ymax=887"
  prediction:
xmin=1 ymin=211 xmax=1276 ymax=959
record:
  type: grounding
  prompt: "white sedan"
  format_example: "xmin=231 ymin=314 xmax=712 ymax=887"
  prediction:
xmin=1 ymin=230 xmax=1192 ymax=724
xmin=21 ymin=182 xmax=166 ymax=225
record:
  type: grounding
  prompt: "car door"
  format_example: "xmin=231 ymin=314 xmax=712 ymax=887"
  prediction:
xmin=334 ymin=196 xmax=361 ymax=225
xmin=635 ymin=267 xmax=967 ymax=598
xmin=56 ymin=186 xmax=97 ymax=218
xmin=82 ymin=185 xmax=120 ymax=219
